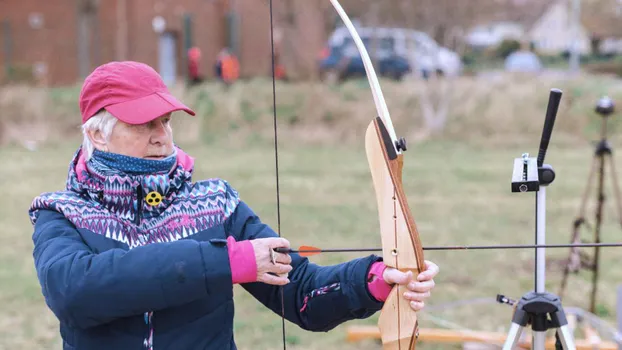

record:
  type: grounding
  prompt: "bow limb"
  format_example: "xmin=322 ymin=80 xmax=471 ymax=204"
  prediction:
xmin=327 ymin=0 xmax=425 ymax=349
xmin=366 ymin=116 xmax=425 ymax=350
xmin=328 ymin=0 xmax=399 ymax=149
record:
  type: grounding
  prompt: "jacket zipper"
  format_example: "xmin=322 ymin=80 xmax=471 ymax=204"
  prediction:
xmin=136 ymin=184 xmax=152 ymax=349
xmin=135 ymin=184 xmax=143 ymax=226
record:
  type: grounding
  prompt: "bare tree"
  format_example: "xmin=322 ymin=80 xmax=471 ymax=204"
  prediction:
xmin=396 ymin=0 xmax=512 ymax=138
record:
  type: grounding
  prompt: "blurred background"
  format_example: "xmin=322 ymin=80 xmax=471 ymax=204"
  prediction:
xmin=3 ymin=0 xmax=622 ymax=349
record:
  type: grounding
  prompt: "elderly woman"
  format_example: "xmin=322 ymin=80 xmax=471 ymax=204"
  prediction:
xmin=28 ymin=61 xmax=439 ymax=350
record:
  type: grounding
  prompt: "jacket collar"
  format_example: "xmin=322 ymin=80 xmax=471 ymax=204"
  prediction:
xmin=66 ymin=146 xmax=195 ymax=223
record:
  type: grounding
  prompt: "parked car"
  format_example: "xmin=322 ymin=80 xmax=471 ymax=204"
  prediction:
xmin=320 ymin=25 xmax=462 ymax=81
xmin=319 ymin=35 xmax=411 ymax=81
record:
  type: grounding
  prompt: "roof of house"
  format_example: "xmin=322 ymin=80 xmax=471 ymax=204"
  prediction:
xmin=464 ymin=0 xmax=555 ymax=33
xmin=504 ymin=0 xmax=555 ymax=29
xmin=479 ymin=0 xmax=622 ymax=38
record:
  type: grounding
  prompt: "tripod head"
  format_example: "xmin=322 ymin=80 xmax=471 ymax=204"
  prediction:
xmin=595 ymin=96 xmax=615 ymax=117
xmin=511 ymin=89 xmax=562 ymax=192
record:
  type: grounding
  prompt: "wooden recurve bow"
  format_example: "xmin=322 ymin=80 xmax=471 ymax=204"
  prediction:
xmin=328 ymin=1 xmax=426 ymax=349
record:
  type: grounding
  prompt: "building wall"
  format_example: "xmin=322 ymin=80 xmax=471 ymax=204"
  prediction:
xmin=0 ymin=0 xmax=298 ymax=86
xmin=0 ymin=0 xmax=81 ymax=85
xmin=233 ymin=0 xmax=272 ymax=77
xmin=122 ymin=0 xmax=227 ymax=82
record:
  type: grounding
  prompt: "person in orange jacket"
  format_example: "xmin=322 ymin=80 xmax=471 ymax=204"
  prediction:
xmin=214 ymin=48 xmax=239 ymax=86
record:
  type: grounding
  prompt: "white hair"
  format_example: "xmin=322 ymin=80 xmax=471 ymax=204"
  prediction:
xmin=81 ymin=109 xmax=118 ymax=160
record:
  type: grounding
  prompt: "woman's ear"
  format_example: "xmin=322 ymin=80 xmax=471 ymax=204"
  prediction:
xmin=87 ymin=129 xmax=108 ymax=152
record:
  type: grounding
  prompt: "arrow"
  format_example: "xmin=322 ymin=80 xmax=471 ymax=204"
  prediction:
xmin=274 ymin=242 xmax=622 ymax=257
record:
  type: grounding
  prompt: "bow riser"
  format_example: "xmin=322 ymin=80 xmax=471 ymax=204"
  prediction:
xmin=366 ymin=117 xmax=425 ymax=349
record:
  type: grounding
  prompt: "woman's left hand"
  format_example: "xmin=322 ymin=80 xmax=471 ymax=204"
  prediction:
xmin=382 ymin=260 xmax=439 ymax=311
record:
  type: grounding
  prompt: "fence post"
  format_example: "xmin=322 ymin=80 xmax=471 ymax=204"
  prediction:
xmin=2 ymin=19 xmax=12 ymax=80
xmin=182 ymin=13 xmax=193 ymax=85
xmin=226 ymin=10 xmax=239 ymax=57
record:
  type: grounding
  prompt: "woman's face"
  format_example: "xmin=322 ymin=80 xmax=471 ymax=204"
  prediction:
xmin=105 ymin=114 xmax=174 ymax=159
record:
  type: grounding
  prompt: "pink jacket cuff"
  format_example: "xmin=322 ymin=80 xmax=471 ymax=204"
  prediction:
xmin=367 ymin=261 xmax=392 ymax=302
xmin=227 ymin=236 xmax=257 ymax=284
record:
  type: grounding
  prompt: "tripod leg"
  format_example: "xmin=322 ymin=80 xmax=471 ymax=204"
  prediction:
xmin=533 ymin=330 xmax=547 ymax=350
xmin=589 ymin=150 xmax=607 ymax=313
xmin=577 ymin=155 xmax=600 ymax=223
xmin=607 ymin=150 xmax=622 ymax=227
xmin=502 ymin=323 xmax=525 ymax=350
xmin=559 ymin=154 xmax=599 ymax=298
xmin=556 ymin=325 xmax=577 ymax=350
xmin=554 ymin=303 xmax=576 ymax=350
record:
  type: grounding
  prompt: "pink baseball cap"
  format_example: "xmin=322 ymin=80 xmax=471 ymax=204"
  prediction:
xmin=79 ymin=61 xmax=195 ymax=124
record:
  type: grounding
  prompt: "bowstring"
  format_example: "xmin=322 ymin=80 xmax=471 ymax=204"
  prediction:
xmin=268 ymin=0 xmax=287 ymax=348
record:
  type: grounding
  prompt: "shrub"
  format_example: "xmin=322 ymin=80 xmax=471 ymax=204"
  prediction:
xmin=495 ymin=39 xmax=521 ymax=59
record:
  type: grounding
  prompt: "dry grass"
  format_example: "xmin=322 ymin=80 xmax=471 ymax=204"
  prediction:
xmin=3 ymin=72 xmax=622 ymax=149
xmin=2 ymin=72 xmax=622 ymax=349
xmin=3 ymin=137 xmax=622 ymax=349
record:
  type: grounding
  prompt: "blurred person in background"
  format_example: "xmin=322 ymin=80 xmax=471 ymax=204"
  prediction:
xmin=187 ymin=46 xmax=204 ymax=86
xmin=28 ymin=60 xmax=439 ymax=350
xmin=214 ymin=47 xmax=240 ymax=86
xmin=504 ymin=41 xmax=543 ymax=74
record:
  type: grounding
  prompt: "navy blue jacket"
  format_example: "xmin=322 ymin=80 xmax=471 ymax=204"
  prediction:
xmin=29 ymin=148 xmax=384 ymax=349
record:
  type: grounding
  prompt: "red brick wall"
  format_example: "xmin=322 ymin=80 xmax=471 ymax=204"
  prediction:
xmin=0 ymin=0 xmax=227 ymax=86
xmin=233 ymin=0 xmax=272 ymax=77
xmin=0 ymin=0 xmax=324 ymax=86
xmin=125 ymin=0 xmax=227 ymax=81
xmin=0 ymin=0 xmax=81 ymax=85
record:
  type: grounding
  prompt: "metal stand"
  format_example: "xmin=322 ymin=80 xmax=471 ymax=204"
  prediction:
xmin=559 ymin=97 xmax=622 ymax=313
xmin=502 ymin=292 xmax=576 ymax=350
xmin=504 ymin=89 xmax=576 ymax=350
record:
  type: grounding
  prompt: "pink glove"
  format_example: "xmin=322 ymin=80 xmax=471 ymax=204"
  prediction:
xmin=367 ymin=261 xmax=392 ymax=302
xmin=227 ymin=236 xmax=257 ymax=284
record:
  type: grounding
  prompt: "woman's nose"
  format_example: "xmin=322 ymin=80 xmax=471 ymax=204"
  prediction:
xmin=150 ymin=121 xmax=169 ymax=143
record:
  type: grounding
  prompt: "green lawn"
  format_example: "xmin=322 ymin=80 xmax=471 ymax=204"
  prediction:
xmin=2 ymin=131 xmax=622 ymax=349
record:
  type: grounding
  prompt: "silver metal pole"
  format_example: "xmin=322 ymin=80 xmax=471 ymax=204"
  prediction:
xmin=617 ymin=285 xmax=622 ymax=350
xmin=533 ymin=187 xmax=547 ymax=350
xmin=536 ymin=187 xmax=546 ymax=293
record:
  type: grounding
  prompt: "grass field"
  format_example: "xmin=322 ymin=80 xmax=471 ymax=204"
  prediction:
xmin=2 ymin=75 xmax=622 ymax=349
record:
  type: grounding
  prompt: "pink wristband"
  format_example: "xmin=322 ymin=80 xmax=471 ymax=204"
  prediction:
xmin=226 ymin=236 xmax=257 ymax=284
xmin=367 ymin=261 xmax=392 ymax=302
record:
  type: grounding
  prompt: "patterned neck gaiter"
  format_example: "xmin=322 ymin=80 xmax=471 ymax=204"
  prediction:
xmin=89 ymin=148 xmax=177 ymax=176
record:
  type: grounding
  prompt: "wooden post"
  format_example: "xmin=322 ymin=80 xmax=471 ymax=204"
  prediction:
xmin=345 ymin=325 xmax=619 ymax=349
xmin=76 ymin=3 xmax=91 ymax=79
xmin=2 ymin=20 xmax=12 ymax=80
xmin=116 ymin=0 xmax=128 ymax=61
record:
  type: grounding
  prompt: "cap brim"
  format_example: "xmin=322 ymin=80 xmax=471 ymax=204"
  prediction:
xmin=105 ymin=92 xmax=196 ymax=125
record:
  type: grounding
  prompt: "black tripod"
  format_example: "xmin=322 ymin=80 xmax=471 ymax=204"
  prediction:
xmin=559 ymin=96 xmax=622 ymax=313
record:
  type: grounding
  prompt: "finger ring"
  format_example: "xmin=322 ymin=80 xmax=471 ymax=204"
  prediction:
xmin=271 ymin=249 xmax=277 ymax=264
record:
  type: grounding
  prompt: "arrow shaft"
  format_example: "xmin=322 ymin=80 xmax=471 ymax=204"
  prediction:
xmin=426 ymin=243 xmax=622 ymax=250
xmin=275 ymin=242 xmax=622 ymax=255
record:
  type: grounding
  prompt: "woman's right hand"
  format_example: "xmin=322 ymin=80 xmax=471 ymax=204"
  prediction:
xmin=250 ymin=237 xmax=293 ymax=285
